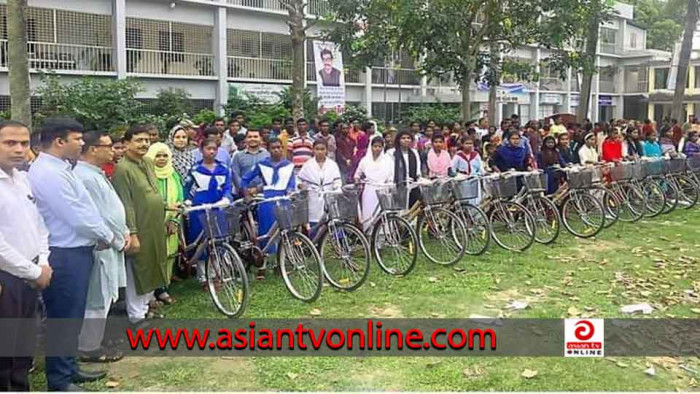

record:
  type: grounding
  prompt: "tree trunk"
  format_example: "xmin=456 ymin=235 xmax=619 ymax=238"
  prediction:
xmin=577 ymin=14 xmax=600 ymax=123
xmin=287 ymin=0 xmax=306 ymax=123
xmin=8 ymin=0 xmax=31 ymax=126
xmin=487 ymin=43 xmax=499 ymax=127
xmin=671 ymin=0 xmax=699 ymax=122
xmin=460 ymin=78 xmax=471 ymax=123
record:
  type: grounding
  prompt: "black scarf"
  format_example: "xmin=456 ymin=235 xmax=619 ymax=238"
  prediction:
xmin=394 ymin=148 xmax=418 ymax=184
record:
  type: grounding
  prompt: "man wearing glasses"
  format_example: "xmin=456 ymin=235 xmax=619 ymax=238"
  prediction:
xmin=74 ymin=131 xmax=130 ymax=364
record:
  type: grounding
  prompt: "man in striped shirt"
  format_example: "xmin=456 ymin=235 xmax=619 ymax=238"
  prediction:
xmin=288 ymin=118 xmax=313 ymax=173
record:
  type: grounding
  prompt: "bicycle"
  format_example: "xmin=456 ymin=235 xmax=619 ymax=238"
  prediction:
xmin=603 ymin=161 xmax=646 ymax=222
xmin=448 ymin=175 xmax=491 ymax=256
xmin=509 ymin=170 xmax=561 ymax=244
xmin=665 ymin=157 xmax=699 ymax=209
xmin=551 ymin=166 xmax=606 ymax=238
xmin=640 ymin=157 xmax=679 ymax=214
xmin=478 ymin=173 xmax=536 ymax=252
xmin=400 ymin=178 xmax=469 ymax=266
xmin=632 ymin=159 xmax=666 ymax=218
xmin=360 ymin=181 xmax=419 ymax=276
xmin=305 ymin=184 xmax=371 ymax=291
xmin=230 ymin=190 xmax=325 ymax=302
xmin=585 ymin=164 xmax=620 ymax=228
xmin=173 ymin=201 xmax=249 ymax=318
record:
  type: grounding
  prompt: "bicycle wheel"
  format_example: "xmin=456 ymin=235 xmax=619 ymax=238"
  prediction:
xmin=561 ymin=191 xmax=605 ymax=238
xmin=278 ymin=232 xmax=324 ymax=302
xmin=674 ymin=175 xmax=699 ymax=209
xmin=417 ymin=207 xmax=468 ymax=266
xmin=488 ymin=201 xmax=536 ymax=252
xmin=616 ymin=183 xmax=645 ymax=222
xmin=641 ymin=179 xmax=666 ymax=218
xmin=371 ymin=215 xmax=418 ymax=276
xmin=657 ymin=178 xmax=679 ymax=214
xmin=590 ymin=186 xmax=618 ymax=228
xmin=205 ymin=242 xmax=249 ymax=318
xmin=523 ymin=195 xmax=560 ymax=244
xmin=319 ymin=222 xmax=370 ymax=291
xmin=456 ymin=203 xmax=491 ymax=256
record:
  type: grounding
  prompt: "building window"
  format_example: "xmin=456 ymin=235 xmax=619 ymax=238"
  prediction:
xmin=630 ymin=33 xmax=637 ymax=49
xmin=654 ymin=68 xmax=669 ymax=90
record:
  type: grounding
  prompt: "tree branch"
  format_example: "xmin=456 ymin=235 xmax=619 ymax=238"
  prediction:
xmin=303 ymin=17 xmax=320 ymax=32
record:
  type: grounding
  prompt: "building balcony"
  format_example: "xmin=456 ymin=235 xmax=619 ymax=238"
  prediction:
xmin=371 ymin=67 xmax=421 ymax=86
xmin=0 ymin=40 xmax=114 ymax=73
xmin=599 ymin=42 xmax=620 ymax=55
xmin=540 ymin=77 xmax=566 ymax=91
xmin=229 ymin=56 xmax=292 ymax=80
xmin=599 ymin=79 xmax=618 ymax=93
xmin=126 ymin=49 xmax=215 ymax=77
xmin=226 ymin=0 xmax=286 ymax=12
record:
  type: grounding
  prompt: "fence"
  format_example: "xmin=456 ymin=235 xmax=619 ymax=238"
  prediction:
xmin=0 ymin=40 xmax=113 ymax=72
xmin=126 ymin=49 xmax=215 ymax=76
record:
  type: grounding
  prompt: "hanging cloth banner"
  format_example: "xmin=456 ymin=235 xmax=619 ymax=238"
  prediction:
xmin=313 ymin=40 xmax=346 ymax=115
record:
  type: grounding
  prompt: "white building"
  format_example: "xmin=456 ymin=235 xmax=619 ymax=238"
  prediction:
xmin=0 ymin=0 xmax=670 ymax=123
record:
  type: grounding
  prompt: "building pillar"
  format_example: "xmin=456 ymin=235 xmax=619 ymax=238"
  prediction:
xmin=648 ymin=67 xmax=656 ymax=92
xmin=615 ymin=66 xmax=624 ymax=119
xmin=214 ymin=7 xmax=228 ymax=116
xmin=365 ymin=67 xmax=372 ymax=117
xmin=688 ymin=102 xmax=695 ymax=117
xmin=647 ymin=102 xmax=654 ymax=120
xmin=689 ymin=65 xmax=696 ymax=93
xmin=112 ymin=0 xmax=126 ymax=79
xmin=533 ymin=48 xmax=540 ymax=120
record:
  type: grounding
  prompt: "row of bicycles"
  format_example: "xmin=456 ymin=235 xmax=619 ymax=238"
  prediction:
xmin=173 ymin=155 xmax=700 ymax=318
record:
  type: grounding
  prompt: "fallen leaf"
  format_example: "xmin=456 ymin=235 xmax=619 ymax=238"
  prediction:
xmin=462 ymin=366 xmax=485 ymax=379
xmin=428 ymin=276 xmax=439 ymax=283
xmin=507 ymin=301 xmax=529 ymax=310
xmin=521 ymin=369 xmax=538 ymax=379
xmin=369 ymin=281 xmax=376 ymax=288
xmin=105 ymin=381 xmax=120 ymax=388
xmin=426 ymin=361 xmax=443 ymax=369
xmin=309 ymin=308 xmax=322 ymax=316
xmin=691 ymin=308 xmax=700 ymax=315
xmin=620 ymin=303 xmax=654 ymax=315
xmin=286 ymin=372 xmax=298 ymax=380
xmin=616 ymin=361 xmax=630 ymax=368
xmin=645 ymin=366 xmax=656 ymax=377
xmin=567 ymin=306 xmax=581 ymax=317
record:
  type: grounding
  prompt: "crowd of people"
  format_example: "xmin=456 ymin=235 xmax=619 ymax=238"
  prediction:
xmin=2 ymin=110 xmax=700 ymax=391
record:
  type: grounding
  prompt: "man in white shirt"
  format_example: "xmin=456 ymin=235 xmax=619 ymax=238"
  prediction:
xmin=0 ymin=120 xmax=53 ymax=391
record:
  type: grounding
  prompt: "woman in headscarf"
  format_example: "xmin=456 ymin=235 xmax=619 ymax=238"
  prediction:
xmin=351 ymin=127 xmax=370 ymax=178
xmin=389 ymin=129 xmax=422 ymax=208
xmin=659 ymin=125 xmax=678 ymax=157
xmin=623 ymin=126 xmax=643 ymax=159
xmin=557 ymin=133 xmax=575 ymax=164
xmin=297 ymin=140 xmax=342 ymax=228
xmin=355 ymin=136 xmax=394 ymax=231
xmin=145 ymin=143 xmax=183 ymax=304
xmin=168 ymin=124 xmax=196 ymax=183
xmin=491 ymin=132 xmax=530 ymax=172
xmin=537 ymin=136 xmax=566 ymax=195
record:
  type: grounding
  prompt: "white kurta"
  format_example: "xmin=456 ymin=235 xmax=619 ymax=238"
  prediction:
xmin=354 ymin=153 xmax=394 ymax=231
xmin=297 ymin=158 xmax=342 ymax=223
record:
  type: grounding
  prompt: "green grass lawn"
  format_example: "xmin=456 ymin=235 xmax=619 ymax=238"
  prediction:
xmin=31 ymin=209 xmax=700 ymax=391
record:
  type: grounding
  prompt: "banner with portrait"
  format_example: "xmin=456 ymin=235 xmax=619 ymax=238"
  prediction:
xmin=312 ymin=40 xmax=346 ymax=115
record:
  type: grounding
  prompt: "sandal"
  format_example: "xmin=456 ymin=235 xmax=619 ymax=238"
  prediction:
xmin=79 ymin=347 xmax=124 ymax=363
xmin=148 ymin=299 xmax=163 ymax=309
xmin=256 ymin=269 xmax=267 ymax=280
xmin=156 ymin=292 xmax=175 ymax=305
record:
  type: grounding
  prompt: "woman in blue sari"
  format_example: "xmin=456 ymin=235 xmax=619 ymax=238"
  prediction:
xmin=184 ymin=137 xmax=233 ymax=284
xmin=241 ymin=138 xmax=296 ymax=277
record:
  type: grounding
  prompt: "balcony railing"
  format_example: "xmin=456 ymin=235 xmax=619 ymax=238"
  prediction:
xmin=599 ymin=42 xmax=619 ymax=55
xmin=308 ymin=0 xmax=330 ymax=16
xmin=229 ymin=56 xmax=292 ymax=80
xmin=0 ymin=40 xmax=113 ymax=72
xmin=599 ymin=79 xmax=618 ymax=93
xmin=306 ymin=62 xmax=362 ymax=83
xmin=371 ymin=67 xmax=421 ymax=86
xmin=227 ymin=0 xmax=285 ymax=12
xmin=540 ymin=77 xmax=566 ymax=91
xmin=126 ymin=49 xmax=215 ymax=76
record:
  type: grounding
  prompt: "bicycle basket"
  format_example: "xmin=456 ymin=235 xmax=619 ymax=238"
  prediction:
xmin=452 ymin=177 xmax=479 ymax=201
xmin=420 ymin=181 xmax=452 ymax=205
xmin=688 ymin=156 xmax=700 ymax=173
xmin=485 ymin=176 xmax=518 ymax=199
xmin=610 ymin=164 xmax=633 ymax=182
xmin=274 ymin=192 xmax=310 ymax=230
xmin=666 ymin=158 xmax=686 ymax=174
xmin=643 ymin=160 xmax=665 ymax=177
xmin=523 ymin=172 xmax=547 ymax=193
xmin=193 ymin=207 xmax=231 ymax=240
xmin=567 ymin=169 xmax=594 ymax=189
xmin=376 ymin=185 xmax=409 ymax=211
xmin=630 ymin=162 xmax=645 ymax=181
xmin=325 ymin=188 xmax=359 ymax=221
